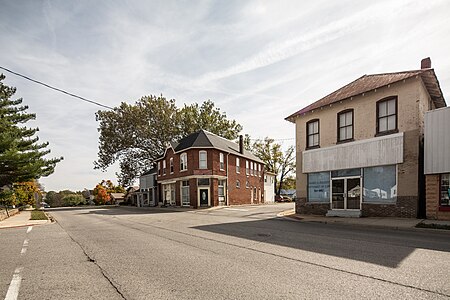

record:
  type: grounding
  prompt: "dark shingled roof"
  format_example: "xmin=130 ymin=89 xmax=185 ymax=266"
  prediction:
xmin=286 ymin=68 xmax=446 ymax=122
xmin=168 ymin=130 xmax=263 ymax=163
xmin=141 ymin=167 xmax=157 ymax=176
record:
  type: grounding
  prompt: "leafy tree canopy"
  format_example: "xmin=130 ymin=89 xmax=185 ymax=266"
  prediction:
xmin=0 ymin=74 xmax=62 ymax=189
xmin=251 ymin=137 xmax=295 ymax=195
xmin=95 ymin=96 xmax=242 ymax=186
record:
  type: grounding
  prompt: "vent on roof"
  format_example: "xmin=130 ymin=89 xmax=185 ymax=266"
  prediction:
xmin=421 ymin=57 xmax=431 ymax=69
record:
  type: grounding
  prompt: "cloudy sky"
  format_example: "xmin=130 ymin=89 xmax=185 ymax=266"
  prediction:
xmin=1 ymin=0 xmax=449 ymax=191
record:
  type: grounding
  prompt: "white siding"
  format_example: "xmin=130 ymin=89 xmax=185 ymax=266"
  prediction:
xmin=302 ymin=133 xmax=404 ymax=173
xmin=425 ymin=107 xmax=450 ymax=174
xmin=264 ymin=174 xmax=275 ymax=203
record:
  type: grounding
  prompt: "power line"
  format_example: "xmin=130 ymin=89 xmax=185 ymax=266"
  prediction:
xmin=0 ymin=66 xmax=114 ymax=110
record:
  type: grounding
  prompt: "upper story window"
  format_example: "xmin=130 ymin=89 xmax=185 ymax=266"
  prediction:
xmin=258 ymin=164 xmax=261 ymax=177
xmin=162 ymin=160 xmax=166 ymax=175
xmin=158 ymin=162 xmax=161 ymax=175
xmin=250 ymin=162 xmax=254 ymax=176
xmin=199 ymin=151 xmax=207 ymax=169
xmin=377 ymin=97 xmax=397 ymax=135
xmin=169 ymin=157 xmax=174 ymax=174
xmin=338 ymin=109 xmax=354 ymax=142
xmin=219 ymin=153 xmax=225 ymax=170
xmin=180 ymin=153 xmax=187 ymax=171
xmin=236 ymin=157 xmax=240 ymax=173
xmin=246 ymin=160 xmax=249 ymax=175
xmin=306 ymin=119 xmax=319 ymax=148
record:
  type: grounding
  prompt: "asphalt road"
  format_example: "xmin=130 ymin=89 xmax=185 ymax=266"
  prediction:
xmin=1 ymin=203 xmax=450 ymax=299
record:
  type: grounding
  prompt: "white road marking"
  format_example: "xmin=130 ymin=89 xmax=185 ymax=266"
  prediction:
xmin=26 ymin=226 xmax=32 ymax=234
xmin=20 ymin=239 xmax=29 ymax=255
xmin=4 ymin=267 xmax=23 ymax=300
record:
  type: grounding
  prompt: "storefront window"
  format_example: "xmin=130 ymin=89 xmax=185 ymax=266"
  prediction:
xmin=181 ymin=180 xmax=190 ymax=206
xmin=440 ymin=173 xmax=450 ymax=207
xmin=363 ymin=165 xmax=396 ymax=202
xmin=308 ymin=172 xmax=330 ymax=202
xmin=331 ymin=168 xmax=361 ymax=178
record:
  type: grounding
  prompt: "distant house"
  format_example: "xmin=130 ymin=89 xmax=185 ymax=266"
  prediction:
xmin=286 ymin=58 xmax=446 ymax=218
xmin=264 ymin=172 xmax=276 ymax=203
xmin=155 ymin=130 xmax=265 ymax=208
xmin=137 ymin=167 xmax=158 ymax=207
xmin=110 ymin=193 xmax=125 ymax=205
xmin=124 ymin=186 xmax=139 ymax=205
xmin=424 ymin=106 xmax=450 ymax=220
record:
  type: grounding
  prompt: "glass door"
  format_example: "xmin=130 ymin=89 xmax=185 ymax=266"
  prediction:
xmin=346 ymin=178 xmax=361 ymax=209
xmin=332 ymin=179 xmax=345 ymax=209
xmin=331 ymin=177 xmax=361 ymax=210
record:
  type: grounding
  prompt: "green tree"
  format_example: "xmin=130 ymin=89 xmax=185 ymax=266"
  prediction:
xmin=13 ymin=181 xmax=42 ymax=206
xmin=62 ymin=194 xmax=85 ymax=206
xmin=95 ymin=96 xmax=242 ymax=186
xmin=252 ymin=138 xmax=295 ymax=195
xmin=0 ymin=74 xmax=62 ymax=191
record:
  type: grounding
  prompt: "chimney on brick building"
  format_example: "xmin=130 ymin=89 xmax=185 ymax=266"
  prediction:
xmin=239 ymin=135 xmax=244 ymax=154
xmin=421 ymin=57 xmax=431 ymax=69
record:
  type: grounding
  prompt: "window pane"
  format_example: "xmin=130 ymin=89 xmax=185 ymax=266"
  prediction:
xmin=378 ymin=101 xmax=387 ymax=117
xmin=313 ymin=134 xmax=319 ymax=146
xmin=379 ymin=117 xmax=387 ymax=132
xmin=339 ymin=127 xmax=346 ymax=141
xmin=346 ymin=126 xmax=353 ymax=139
xmin=308 ymin=135 xmax=314 ymax=147
xmin=441 ymin=173 xmax=450 ymax=206
xmin=308 ymin=172 xmax=330 ymax=202
xmin=339 ymin=114 xmax=345 ymax=127
xmin=331 ymin=168 xmax=361 ymax=178
xmin=387 ymin=99 xmax=396 ymax=115
xmin=308 ymin=122 xmax=314 ymax=133
xmin=346 ymin=112 xmax=352 ymax=126
xmin=198 ymin=178 xmax=210 ymax=186
xmin=387 ymin=115 xmax=396 ymax=131
xmin=363 ymin=165 xmax=397 ymax=202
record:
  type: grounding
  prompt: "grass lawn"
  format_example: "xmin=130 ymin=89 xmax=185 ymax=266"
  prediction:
xmin=30 ymin=210 xmax=48 ymax=220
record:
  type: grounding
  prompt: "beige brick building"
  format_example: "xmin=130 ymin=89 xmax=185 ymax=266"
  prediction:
xmin=286 ymin=58 xmax=446 ymax=218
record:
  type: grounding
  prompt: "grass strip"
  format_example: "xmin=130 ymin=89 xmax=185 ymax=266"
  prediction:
xmin=416 ymin=222 xmax=450 ymax=230
xmin=30 ymin=210 xmax=48 ymax=220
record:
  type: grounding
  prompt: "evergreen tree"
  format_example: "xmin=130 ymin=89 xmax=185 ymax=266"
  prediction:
xmin=0 ymin=74 xmax=62 ymax=190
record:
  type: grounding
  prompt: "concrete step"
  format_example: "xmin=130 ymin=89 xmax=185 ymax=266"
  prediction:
xmin=326 ymin=210 xmax=362 ymax=218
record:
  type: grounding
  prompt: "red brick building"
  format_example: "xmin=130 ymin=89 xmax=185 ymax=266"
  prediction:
xmin=155 ymin=130 xmax=265 ymax=208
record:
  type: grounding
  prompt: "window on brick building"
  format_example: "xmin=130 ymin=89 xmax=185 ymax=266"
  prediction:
xmin=181 ymin=180 xmax=190 ymax=206
xmin=180 ymin=153 xmax=187 ymax=171
xmin=236 ymin=157 xmax=240 ymax=173
xmin=220 ymin=153 xmax=224 ymax=170
xmin=169 ymin=158 xmax=174 ymax=174
xmin=376 ymin=97 xmax=397 ymax=135
xmin=246 ymin=160 xmax=249 ymax=175
xmin=440 ymin=173 xmax=450 ymax=207
xmin=236 ymin=180 xmax=240 ymax=188
xmin=306 ymin=119 xmax=319 ymax=148
xmin=162 ymin=160 xmax=166 ymax=175
xmin=199 ymin=151 xmax=207 ymax=169
xmin=338 ymin=109 xmax=354 ymax=142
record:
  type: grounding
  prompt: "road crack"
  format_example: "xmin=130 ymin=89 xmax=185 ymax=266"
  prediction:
xmin=56 ymin=222 xmax=127 ymax=300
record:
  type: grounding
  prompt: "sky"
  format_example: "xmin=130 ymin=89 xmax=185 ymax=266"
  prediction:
xmin=1 ymin=0 xmax=449 ymax=191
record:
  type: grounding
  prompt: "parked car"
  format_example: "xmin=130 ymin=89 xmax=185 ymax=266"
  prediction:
xmin=275 ymin=195 xmax=293 ymax=202
xmin=40 ymin=202 xmax=50 ymax=208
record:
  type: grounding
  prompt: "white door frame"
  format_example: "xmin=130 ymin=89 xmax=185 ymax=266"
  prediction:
xmin=330 ymin=175 xmax=362 ymax=210
xmin=197 ymin=187 xmax=210 ymax=207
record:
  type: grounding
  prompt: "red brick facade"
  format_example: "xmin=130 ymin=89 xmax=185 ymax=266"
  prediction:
xmin=425 ymin=174 xmax=450 ymax=220
xmin=156 ymin=147 xmax=264 ymax=208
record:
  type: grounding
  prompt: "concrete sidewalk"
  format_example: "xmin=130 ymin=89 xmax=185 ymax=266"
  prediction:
xmin=0 ymin=210 xmax=50 ymax=229
xmin=278 ymin=209 xmax=450 ymax=230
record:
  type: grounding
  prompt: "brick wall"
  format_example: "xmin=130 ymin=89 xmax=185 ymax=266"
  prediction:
xmin=361 ymin=196 xmax=417 ymax=218
xmin=156 ymin=147 xmax=264 ymax=207
xmin=295 ymin=197 xmax=329 ymax=215
xmin=426 ymin=175 xmax=439 ymax=219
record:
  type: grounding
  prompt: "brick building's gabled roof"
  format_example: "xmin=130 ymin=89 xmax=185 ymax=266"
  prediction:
xmin=165 ymin=130 xmax=263 ymax=163
xmin=286 ymin=68 xmax=446 ymax=122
